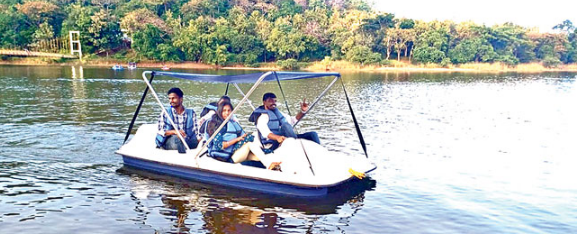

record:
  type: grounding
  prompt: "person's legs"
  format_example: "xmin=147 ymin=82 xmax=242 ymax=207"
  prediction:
xmin=248 ymin=141 xmax=281 ymax=169
xmin=279 ymin=122 xmax=297 ymax=138
xmin=231 ymin=143 xmax=251 ymax=163
xmin=162 ymin=135 xmax=180 ymax=150
xmin=279 ymin=122 xmax=320 ymax=144
xmin=185 ymin=136 xmax=199 ymax=149
xmin=163 ymin=135 xmax=199 ymax=153
xmin=297 ymin=131 xmax=320 ymax=144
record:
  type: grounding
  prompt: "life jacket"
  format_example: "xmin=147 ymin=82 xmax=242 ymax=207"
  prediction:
xmin=198 ymin=103 xmax=218 ymax=139
xmin=199 ymin=118 xmax=211 ymax=141
xmin=155 ymin=107 xmax=196 ymax=147
xmin=208 ymin=120 xmax=244 ymax=162
xmin=200 ymin=102 xmax=217 ymax=118
xmin=248 ymin=106 xmax=287 ymax=145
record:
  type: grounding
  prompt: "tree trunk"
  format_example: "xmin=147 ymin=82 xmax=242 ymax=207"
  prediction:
xmin=397 ymin=47 xmax=401 ymax=61
xmin=409 ymin=46 xmax=413 ymax=63
xmin=386 ymin=36 xmax=391 ymax=60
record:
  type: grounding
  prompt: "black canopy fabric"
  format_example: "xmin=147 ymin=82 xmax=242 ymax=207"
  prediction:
xmin=151 ymin=71 xmax=341 ymax=83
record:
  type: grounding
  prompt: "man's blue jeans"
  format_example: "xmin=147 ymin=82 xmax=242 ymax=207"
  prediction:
xmin=163 ymin=135 xmax=198 ymax=153
xmin=270 ymin=122 xmax=320 ymax=150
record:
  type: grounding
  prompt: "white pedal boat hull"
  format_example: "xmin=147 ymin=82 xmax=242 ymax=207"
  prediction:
xmin=116 ymin=124 xmax=376 ymax=197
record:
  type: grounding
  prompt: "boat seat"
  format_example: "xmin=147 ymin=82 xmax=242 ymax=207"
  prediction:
xmin=128 ymin=124 xmax=203 ymax=151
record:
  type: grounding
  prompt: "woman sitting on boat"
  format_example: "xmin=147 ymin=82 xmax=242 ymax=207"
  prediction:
xmin=207 ymin=102 xmax=281 ymax=170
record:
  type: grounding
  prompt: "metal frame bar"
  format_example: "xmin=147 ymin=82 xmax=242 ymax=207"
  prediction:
xmin=292 ymin=76 xmax=340 ymax=128
xmin=233 ymin=83 xmax=256 ymax=111
xmin=124 ymin=72 xmax=155 ymax=144
xmin=274 ymin=72 xmax=293 ymax=117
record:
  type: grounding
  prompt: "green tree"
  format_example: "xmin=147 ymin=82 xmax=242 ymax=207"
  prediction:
xmin=221 ymin=7 xmax=264 ymax=65
xmin=532 ymin=33 xmax=569 ymax=63
xmin=265 ymin=16 xmax=309 ymax=59
xmin=484 ymin=23 xmax=534 ymax=65
xmin=133 ymin=23 xmax=180 ymax=61
xmin=328 ymin=9 xmax=374 ymax=58
xmin=0 ymin=6 xmax=35 ymax=48
xmin=32 ymin=22 xmax=55 ymax=41
xmin=180 ymin=0 xmax=228 ymax=22
xmin=172 ymin=19 xmax=202 ymax=61
xmin=412 ymin=21 xmax=450 ymax=63
xmin=362 ymin=13 xmax=396 ymax=55
xmin=448 ymin=37 xmax=497 ymax=63
xmin=87 ymin=10 xmax=122 ymax=54
xmin=553 ymin=20 xmax=575 ymax=34
xmin=121 ymin=8 xmax=170 ymax=37
xmin=345 ymin=45 xmax=381 ymax=65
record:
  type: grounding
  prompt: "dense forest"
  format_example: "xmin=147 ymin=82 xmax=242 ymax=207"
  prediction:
xmin=1 ymin=0 xmax=576 ymax=68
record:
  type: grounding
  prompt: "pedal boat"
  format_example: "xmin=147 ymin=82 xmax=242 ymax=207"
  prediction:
xmin=116 ymin=71 xmax=376 ymax=197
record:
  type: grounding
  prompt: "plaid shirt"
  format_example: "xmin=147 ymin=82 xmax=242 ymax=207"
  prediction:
xmin=157 ymin=106 xmax=200 ymax=139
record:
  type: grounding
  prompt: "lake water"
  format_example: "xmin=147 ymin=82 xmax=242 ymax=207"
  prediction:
xmin=1 ymin=65 xmax=576 ymax=233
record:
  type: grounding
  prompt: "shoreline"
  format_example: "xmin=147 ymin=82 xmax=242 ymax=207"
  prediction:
xmin=2 ymin=59 xmax=577 ymax=73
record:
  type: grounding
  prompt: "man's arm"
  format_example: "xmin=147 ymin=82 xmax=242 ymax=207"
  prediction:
xmin=295 ymin=98 xmax=309 ymax=121
xmin=257 ymin=114 xmax=286 ymax=143
xmin=158 ymin=110 xmax=181 ymax=137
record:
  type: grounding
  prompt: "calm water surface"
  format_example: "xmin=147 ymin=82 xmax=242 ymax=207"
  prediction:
xmin=1 ymin=65 xmax=576 ymax=233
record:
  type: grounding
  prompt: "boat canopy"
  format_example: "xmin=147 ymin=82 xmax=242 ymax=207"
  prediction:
xmin=149 ymin=71 xmax=341 ymax=83
xmin=126 ymin=71 xmax=367 ymax=159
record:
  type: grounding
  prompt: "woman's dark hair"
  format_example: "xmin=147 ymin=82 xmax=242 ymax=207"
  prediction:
xmin=219 ymin=95 xmax=231 ymax=104
xmin=207 ymin=101 xmax=233 ymax=136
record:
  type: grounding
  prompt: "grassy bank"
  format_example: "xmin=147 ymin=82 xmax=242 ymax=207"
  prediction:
xmin=305 ymin=60 xmax=577 ymax=73
xmin=2 ymin=57 xmax=577 ymax=73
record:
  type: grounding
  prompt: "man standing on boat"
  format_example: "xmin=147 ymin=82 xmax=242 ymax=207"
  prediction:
xmin=156 ymin=87 xmax=200 ymax=152
xmin=249 ymin=93 xmax=320 ymax=151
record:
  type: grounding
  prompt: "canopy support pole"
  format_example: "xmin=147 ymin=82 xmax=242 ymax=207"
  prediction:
xmin=233 ymin=83 xmax=256 ymax=111
xmin=195 ymin=72 xmax=273 ymax=160
xmin=340 ymin=78 xmax=368 ymax=158
xmin=124 ymin=72 xmax=155 ymax=144
xmin=275 ymin=72 xmax=319 ymax=176
xmin=274 ymin=72 xmax=293 ymax=117
xmin=293 ymin=76 xmax=339 ymax=128
xmin=141 ymin=71 xmax=190 ymax=151
xmin=225 ymin=83 xmax=229 ymax=95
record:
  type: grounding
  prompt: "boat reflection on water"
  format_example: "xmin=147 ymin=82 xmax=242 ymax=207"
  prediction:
xmin=117 ymin=166 xmax=376 ymax=233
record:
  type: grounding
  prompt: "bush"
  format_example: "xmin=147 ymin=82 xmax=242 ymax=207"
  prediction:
xmin=495 ymin=54 xmax=519 ymax=66
xmin=345 ymin=46 xmax=382 ymax=65
xmin=440 ymin=57 xmax=452 ymax=67
xmin=277 ymin=59 xmax=299 ymax=70
xmin=381 ymin=59 xmax=392 ymax=66
xmin=413 ymin=46 xmax=446 ymax=64
xmin=542 ymin=56 xmax=561 ymax=68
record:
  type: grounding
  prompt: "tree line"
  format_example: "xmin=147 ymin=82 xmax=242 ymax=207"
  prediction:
xmin=1 ymin=0 xmax=576 ymax=67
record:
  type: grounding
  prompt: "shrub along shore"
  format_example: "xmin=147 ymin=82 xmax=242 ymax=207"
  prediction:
xmin=2 ymin=57 xmax=577 ymax=73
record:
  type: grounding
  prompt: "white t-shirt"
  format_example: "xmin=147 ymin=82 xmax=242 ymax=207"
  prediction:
xmin=256 ymin=112 xmax=297 ymax=140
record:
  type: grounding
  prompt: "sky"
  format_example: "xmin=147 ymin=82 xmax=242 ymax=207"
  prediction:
xmin=372 ymin=0 xmax=577 ymax=32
